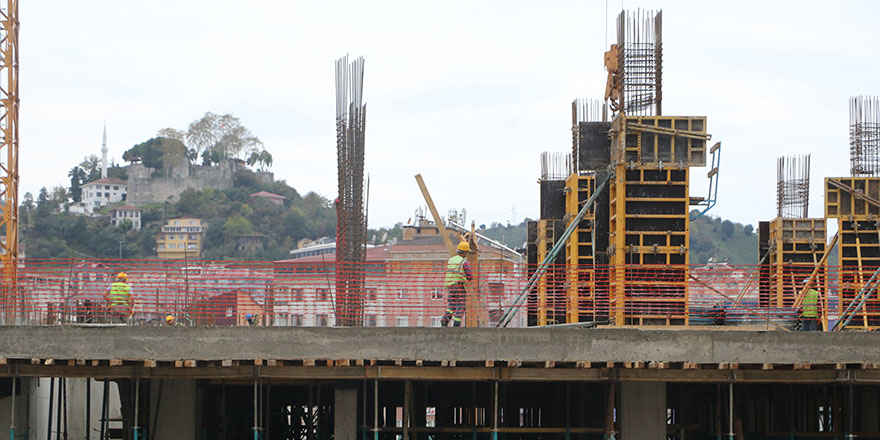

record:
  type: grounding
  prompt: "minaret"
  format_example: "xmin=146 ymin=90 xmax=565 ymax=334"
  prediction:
xmin=101 ymin=121 xmax=108 ymax=178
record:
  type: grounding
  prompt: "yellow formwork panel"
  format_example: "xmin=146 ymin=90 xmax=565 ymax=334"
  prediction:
xmin=825 ymin=177 xmax=880 ymax=219
xmin=767 ymin=217 xmax=827 ymax=309
xmin=608 ymin=164 xmax=690 ymax=326
xmin=611 ymin=114 xmax=708 ymax=167
xmin=834 ymin=219 xmax=880 ymax=329
xmin=564 ymin=173 xmax=598 ymax=323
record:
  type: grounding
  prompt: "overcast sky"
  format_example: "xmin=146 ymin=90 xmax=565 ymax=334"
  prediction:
xmin=20 ymin=0 xmax=880 ymax=229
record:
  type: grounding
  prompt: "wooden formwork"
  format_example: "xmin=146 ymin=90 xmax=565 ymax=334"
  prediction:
xmin=767 ymin=217 xmax=827 ymax=310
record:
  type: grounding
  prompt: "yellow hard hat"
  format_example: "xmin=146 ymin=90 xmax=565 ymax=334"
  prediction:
xmin=117 ymin=272 xmax=127 ymax=280
xmin=165 ymin=315 xmax=175 ymax=324
xmin=457 ymin=241 xmax=470 ymax=252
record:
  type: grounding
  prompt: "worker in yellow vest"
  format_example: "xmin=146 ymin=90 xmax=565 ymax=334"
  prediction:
xmin=105 ymin=272 xmax=134 ymax=324
xmin=440 ymin=242 xmax=474 ymax=327
xmin=800 ymin=278 xmax=819 ymax=331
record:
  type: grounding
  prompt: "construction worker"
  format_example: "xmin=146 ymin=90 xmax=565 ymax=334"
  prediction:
xmin=246 ymin=313 xmax=259 ymax=326
xmin=105 ymin=272 xmax=133 ymax=324
xmin=441 ymin=242 xmax=474 ymax=327
xmin=165 ymin=315 xmax=176 ymax=326
xmin=800 ymin=278 xmax=820 ymax=331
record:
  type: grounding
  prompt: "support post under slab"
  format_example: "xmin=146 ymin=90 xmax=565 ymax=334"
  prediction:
xmin=619 ymin=382 xmax=665 ymax=440
xmin=335 ymin=383 xmax=358 ymax=440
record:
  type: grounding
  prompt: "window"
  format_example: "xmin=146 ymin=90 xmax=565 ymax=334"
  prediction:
xmin=316 ymin=314 xmax=328 ymax=327
xmin=225 ymin=307 xmax=233 ymax=318
xmin=431 ymin=317 xmax=442 ymax=327
xmin=168 ymin=235 xmax=175 ymax=240
xmin=189 ymin=234 xmax=197 ymax=240
xmin=104 ymin=185 xmax=110 ymax=190
xmin=158 ymin=244 xmax=165 ymax=250
xmin=113 ymin=186 xmax=118 ymax=190
xmin=365 ymin=315 xmax=377 ymax=327
xmin=291 ymin=288 xmax=304 ymax=301
xmin=365 ymin=288 xmax=378 ymax=301
xmin=168 ymin=244 xmax=175 ymax=249
xmin=431 ymin=289 xmax=443 ymax=300
xmin=396 ymin=289 xmax=406 ymax=299
xmin=187 ymin=244 xmax=197 ymax=250
xmin=275 ymin=313 xmax=287 ymax=326
xmin=290 ymin=314 xmax=303 ymax=326
xmin=316 ymin=288 xmax=330 ymax=301
xmin=396 ymin=316 xmax=409 ymax=327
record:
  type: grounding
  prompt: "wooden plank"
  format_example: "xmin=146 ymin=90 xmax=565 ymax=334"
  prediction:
xmin=394 ymin=359 xmax=403 ymax=367
xmin=91 ymin=360 xmax=100 ymax=367
xmin=794 ymin=363 xmax=811 ymax=370
xmin=67 ymin=360 xmax=76 ymax=366
xmin=355 ymin=359 xmax=365 ymax=367
xmin=303 ymin=359 xmax=316 ymax=367
xmin=836 ymin=363 xmax=846 ymax=370
xmin=254 ymin=359 xmax=264 ymax=366
xmin=30 ymin=358 xmax=39 ymax=365
xmin=507 ymin=360 xmax=521 ymax=368
xmin=0 ymin=358 xmax=6 ymax=366
xmin=415 ymin=360 xmax=423 ymax=367
xmin=76 ymin=359 xmax=86 ymax=366
xmin=762 ymin=363 xmax=774 ymax=371
xmin=174 ymin=360 xmax=184 ymax=368
xmin=605 ymin=362 xmax=615 ymax=368
xmin=485 ymin=360 xmax=494 ymax=368
xmin=718 ymin=363 xmax=729 ymax=370
xmin=544 ymin=361 xmax=555 ymax=368
xmin=683 ymin=362 xmax=699 ymax=370
xmin=109 ymin=359 xmax=122 ymax=367
xmin=44 ymin=359 xmax=54 ymax=366
xmin=576 ymin=361 xmax=591 ymax=368
xmin=267 ymin=360 xmax=278 ymax=367
xmin=221 ymin=360 xmax=233 ymax=367
xmin=184 ymin=360 xmax=197 ymax=368
xmin=144 ymin=360 xmax=157 ymax=368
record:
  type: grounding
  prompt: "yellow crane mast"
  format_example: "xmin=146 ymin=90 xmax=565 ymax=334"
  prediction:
xmin=0 ymin=0 xmax=20 ymax=322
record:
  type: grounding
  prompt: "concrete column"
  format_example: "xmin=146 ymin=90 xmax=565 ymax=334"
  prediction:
xmin=335 ymin=383 xmax=358 ymax=440
xmin=619 ymin=382 xmax=666 ymax=440
xmin=150 ymin=379 xmax=197 ymax=439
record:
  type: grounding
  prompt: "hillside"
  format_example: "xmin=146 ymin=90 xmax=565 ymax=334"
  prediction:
xmin=449 ymin=213 xmax=760 ymax=265
xmin=22 ymin=170 xmax=336 ymax=260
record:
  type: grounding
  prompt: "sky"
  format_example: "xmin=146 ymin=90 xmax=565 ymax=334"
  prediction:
xmin=19 ymin=0 xmax=880 ymax=229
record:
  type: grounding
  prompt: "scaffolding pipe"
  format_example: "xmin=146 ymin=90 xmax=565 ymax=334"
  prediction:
xmin=133 ymin=379 xmax=139 ymax=440
xmin=86 ymin=378 xmax=90 ymax=440
xmin=728 ymin=382 xmax=734 ymax=440
xmin=497 ymin=172 xmax=611 ymax=327
xmin=372 ymin=378 xmax=378 ymax=440
xmin=99 ymin=380 xmax=108 ymax=440
xmin=47 ymin=378 xmax=54 ymax=440
xmin=252 ymin=381 xmax=258 ymax=440
xmin=9 ymin=375 xmax=14 ymax=440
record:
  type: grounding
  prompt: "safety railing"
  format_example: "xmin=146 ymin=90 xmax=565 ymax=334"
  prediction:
xmin=0 ymin=259 xmax=868 ymax=329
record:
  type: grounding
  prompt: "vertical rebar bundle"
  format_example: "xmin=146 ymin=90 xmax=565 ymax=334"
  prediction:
xmin=850 ymin=96 xmax=880 ymax=177
xmin=334 ymin=55 xmax=367 ymax=326
xmin=540 ymin=152 xmax=572 ymax=181
xmin=776 ymin=155 xmax=811 ymax=218
xmin=571 ymin=99 xmax=607 ymax=169
xmin=616 ymin=9 xmax=662 ymax=116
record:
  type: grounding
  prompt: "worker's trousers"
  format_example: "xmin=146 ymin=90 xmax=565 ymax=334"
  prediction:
xmin=441 ymin=283 xmax=466 ymax=327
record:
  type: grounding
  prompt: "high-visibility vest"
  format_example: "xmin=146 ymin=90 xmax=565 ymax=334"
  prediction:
xmin=444 ymin=255 xmax=467 ymax=287
xmin=803 ymin=288 xmax=819 ymax=318
xmin=108 ymin=282 xmax=131 ymax=308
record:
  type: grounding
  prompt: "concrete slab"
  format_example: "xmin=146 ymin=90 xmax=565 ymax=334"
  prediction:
xmin=0 ymin=326 xmax=879 ymax=364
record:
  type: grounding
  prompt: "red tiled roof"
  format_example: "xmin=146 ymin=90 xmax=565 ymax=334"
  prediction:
xmin=83 ymin=177 xmax=127 ymax=186
xmin=250 ymin=191 xmax=286 ymax=200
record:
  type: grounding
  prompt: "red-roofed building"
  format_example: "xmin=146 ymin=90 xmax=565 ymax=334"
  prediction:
xmin=250 ymin=191 xmax=286 ymax=206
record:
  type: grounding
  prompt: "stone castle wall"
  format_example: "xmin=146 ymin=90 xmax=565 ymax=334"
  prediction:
xmin=126 ymin=159 xmax=274 ymax=205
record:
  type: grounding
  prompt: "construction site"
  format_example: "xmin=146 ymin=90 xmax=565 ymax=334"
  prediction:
xmin=3 ymin=4 xmax=880 ymax=440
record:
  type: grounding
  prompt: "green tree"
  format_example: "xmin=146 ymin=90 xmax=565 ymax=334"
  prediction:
xmin=223 ymin=214 xmax=254 ymax=237
xmin=68 ymin=166 xmax=87 ymax=202
xmin=187 ymin=112 xmax=264 ymax=165
xmin=123 ymin=137 xmax=187 ymax=176
xmin=721 ymin=220 xmax=734 ymax=239
xmin=744 ymin=224 xmax=754 ymax=235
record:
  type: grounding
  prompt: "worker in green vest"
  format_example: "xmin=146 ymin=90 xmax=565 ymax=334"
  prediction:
xmin=800 ymin=278 xmax=819 ymax=331
xmin=441 ymin=242 xmax=474 ymax=327
xmin=105 ymin=272 xmax=134 ymax=324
